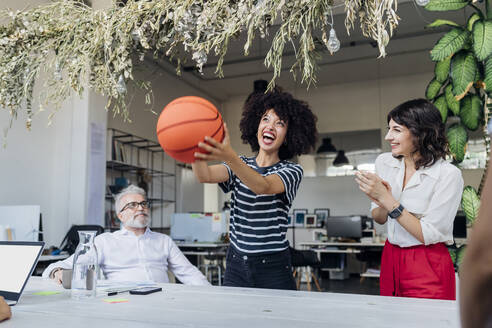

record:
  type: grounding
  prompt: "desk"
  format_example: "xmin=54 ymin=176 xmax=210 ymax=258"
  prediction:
xmin=175 ymin=242 xmax=228 ymax=257
xmin=175 ymin=242 xmax=229 ymax=286
xmin=299 ymin=241 xmax=384 ymax=280
xmin=300 ymin=241 xmax=385 ymax=248
xmin=6 ymin=277 xmax=459 ymax=327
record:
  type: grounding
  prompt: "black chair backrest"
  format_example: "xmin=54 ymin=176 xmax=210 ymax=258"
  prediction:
xmin=59 ymin=225 xmax=105 ymax=255
xmin=289 ymin=247 xmax=320 ymax=267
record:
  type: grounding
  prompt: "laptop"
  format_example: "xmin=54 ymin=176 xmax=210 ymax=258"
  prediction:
xmin=0 ymin=241 xmax=44 ymax=305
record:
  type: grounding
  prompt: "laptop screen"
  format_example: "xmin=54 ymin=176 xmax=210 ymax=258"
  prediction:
xmin=0 ymin=242 xmax=44 ymax=297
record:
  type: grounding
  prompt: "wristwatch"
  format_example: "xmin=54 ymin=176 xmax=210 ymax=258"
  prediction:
xmin=388 ymin=204 xmax=404 ymax=219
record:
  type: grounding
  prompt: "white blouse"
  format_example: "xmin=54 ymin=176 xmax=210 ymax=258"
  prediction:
xmin=370 ymin=152 xmax=464 ymax=247
xmin=42 ymin=227 xmax=210 ymax=286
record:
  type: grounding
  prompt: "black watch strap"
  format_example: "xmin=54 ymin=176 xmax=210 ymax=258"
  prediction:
xmin=388 ymin=204 xmax=404 ymax=219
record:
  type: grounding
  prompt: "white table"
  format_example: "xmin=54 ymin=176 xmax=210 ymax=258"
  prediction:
xmin=6 ymin=277 xmax=459 ymax=327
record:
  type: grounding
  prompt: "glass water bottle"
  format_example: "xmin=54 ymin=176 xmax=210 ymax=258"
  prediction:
xmin=71 ymin=231 xmax=98 ymax=299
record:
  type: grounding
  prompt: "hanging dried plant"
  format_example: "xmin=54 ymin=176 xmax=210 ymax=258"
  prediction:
xmin=0 ymin=0 xmax=400 ymax=129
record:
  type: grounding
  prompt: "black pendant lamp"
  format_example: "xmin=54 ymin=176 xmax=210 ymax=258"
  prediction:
xmin=333 ymin=150 xmax=349 ymax=166
xmin=245 ymin=79 xmax=268 ymax=103
xmin=316 ymin=137 xmax=337 ymax=154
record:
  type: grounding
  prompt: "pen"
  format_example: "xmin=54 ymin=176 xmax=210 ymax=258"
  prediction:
xmin=107 ymin=289 xmax=132 ymax=296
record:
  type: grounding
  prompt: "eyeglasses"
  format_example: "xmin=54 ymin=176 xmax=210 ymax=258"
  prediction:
xmin=120 ymin=201 xmax=150 ymax=213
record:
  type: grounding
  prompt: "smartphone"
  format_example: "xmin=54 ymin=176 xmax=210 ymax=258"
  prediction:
xmin=129 ymin=287 xmax=162 ymax=295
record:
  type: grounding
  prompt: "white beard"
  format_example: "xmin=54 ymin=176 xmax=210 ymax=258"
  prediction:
xmin=124 ymin=213 xmax=150 ymax=228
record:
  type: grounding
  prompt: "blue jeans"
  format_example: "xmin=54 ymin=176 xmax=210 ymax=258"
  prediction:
xmin=223 ymin=246 xmax=297 ymax=290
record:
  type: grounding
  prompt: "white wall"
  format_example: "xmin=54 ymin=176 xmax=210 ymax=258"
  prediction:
xmin=0 ymin=91 xmax=97 ymax=246
xmin=292 ymin=176 xmax=371 ymax=216
xmin=221 ymin=72 xmax=435 ymax=153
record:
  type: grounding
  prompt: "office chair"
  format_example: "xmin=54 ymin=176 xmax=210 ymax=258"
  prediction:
xmin=200 ymin=254 xmax=223 ymax=286
xmin=59 ymin=225 xmax=105 ymax=255
xmin=290 ymin=247 xmax=322 ymax=292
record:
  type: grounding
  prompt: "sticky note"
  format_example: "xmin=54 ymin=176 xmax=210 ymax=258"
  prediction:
xmin=32 ymin=291 xmax=61 ymax=296
xmin=103 ymin=298 xmax=129 ymax=304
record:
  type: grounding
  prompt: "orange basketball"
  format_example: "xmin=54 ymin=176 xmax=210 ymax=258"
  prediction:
xmin=156 ymin=96 xmax=225 ymax=163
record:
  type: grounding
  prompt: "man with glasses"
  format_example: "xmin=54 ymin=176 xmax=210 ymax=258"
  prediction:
xmin=43 ymin=185 xmax=210 ymax=286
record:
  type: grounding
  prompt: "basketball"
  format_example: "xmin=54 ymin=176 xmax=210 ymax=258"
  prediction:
xmin=156 ymin=96 xmax=225 ymax=163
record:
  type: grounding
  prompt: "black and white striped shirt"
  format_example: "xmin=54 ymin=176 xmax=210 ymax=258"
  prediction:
xmin=219 ymin=156 xmax=303 ymax=254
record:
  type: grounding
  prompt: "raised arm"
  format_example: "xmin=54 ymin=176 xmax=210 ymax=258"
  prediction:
xmin=194 ymin=124 xmax=286 ymax=195
xmin=191 ymin=160 xmax=229 ymax=184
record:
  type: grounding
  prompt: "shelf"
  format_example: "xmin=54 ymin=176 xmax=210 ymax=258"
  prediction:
xmin=106 ymin=128 xmax=177 ymax=230
xmin=111 ymin=128 xmax=163 ymax=152
xmin=106 ymin=160 xmax=174 ymax=177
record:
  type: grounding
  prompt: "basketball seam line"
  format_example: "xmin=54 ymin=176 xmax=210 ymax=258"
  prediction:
xmin=170 ymin=98 xmax=217 ymax=115
xmin=167 ymin=120 xmax=224 ymax=153
xmin=157 ymin=112 xmax=220 ymax=135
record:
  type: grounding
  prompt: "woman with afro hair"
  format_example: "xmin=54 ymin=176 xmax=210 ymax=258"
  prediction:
xmin=192 ymin=87 xmax=317 ymax=290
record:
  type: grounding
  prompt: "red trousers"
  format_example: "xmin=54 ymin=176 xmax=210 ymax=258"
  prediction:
xmin=380 ymin=240 xmax=455 ymax=300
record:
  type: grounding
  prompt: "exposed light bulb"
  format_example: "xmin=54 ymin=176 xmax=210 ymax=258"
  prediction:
xmin=327 ymin=28 xmax=340 ymax=54
xmin=131 ymin=30 xmax=140 ymax=42
xmin=54 ymin=60 xmax=62 ymax=80
xmin=116 ymin=74 xmax=127 ymax=95
xmin=415 ymin=0 xmax=430 ymax=6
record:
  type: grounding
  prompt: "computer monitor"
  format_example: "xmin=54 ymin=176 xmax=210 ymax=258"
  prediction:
xmin=453 ymin=215 xmax=467 ymax=239
xmin=325 ymin=216 xmax=362 ymax=239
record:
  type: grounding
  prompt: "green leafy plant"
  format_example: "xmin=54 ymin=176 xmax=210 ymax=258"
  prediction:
xmin=424 ymin=0 xmax=492 ymax=266
xmin=425 ymin=1 xmax=492 ymax=162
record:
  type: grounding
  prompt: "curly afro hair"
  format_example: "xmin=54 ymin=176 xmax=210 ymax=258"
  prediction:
xmin=240 ymin=87 xmax=318 ymax=160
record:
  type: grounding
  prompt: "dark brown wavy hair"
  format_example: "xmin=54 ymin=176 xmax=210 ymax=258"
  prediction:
xmin=387 ymin=98 xmax=448 ymax=169
xmin=240 ymin=87 xmax=318 ymax=160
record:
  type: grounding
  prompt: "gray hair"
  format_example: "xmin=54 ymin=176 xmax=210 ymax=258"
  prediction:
xmin=114 ymin=185 xmax=146 ymax=213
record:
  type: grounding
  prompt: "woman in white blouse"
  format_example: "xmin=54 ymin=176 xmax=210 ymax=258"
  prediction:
xmin=355 ymin=99 xmax=463 ymax=300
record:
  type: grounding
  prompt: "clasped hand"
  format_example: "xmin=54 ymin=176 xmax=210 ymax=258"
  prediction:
xmin=194 ymin=123 xmax=236 ymax=163
xmin=355 ymin=170 xmax=392 ymax=209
